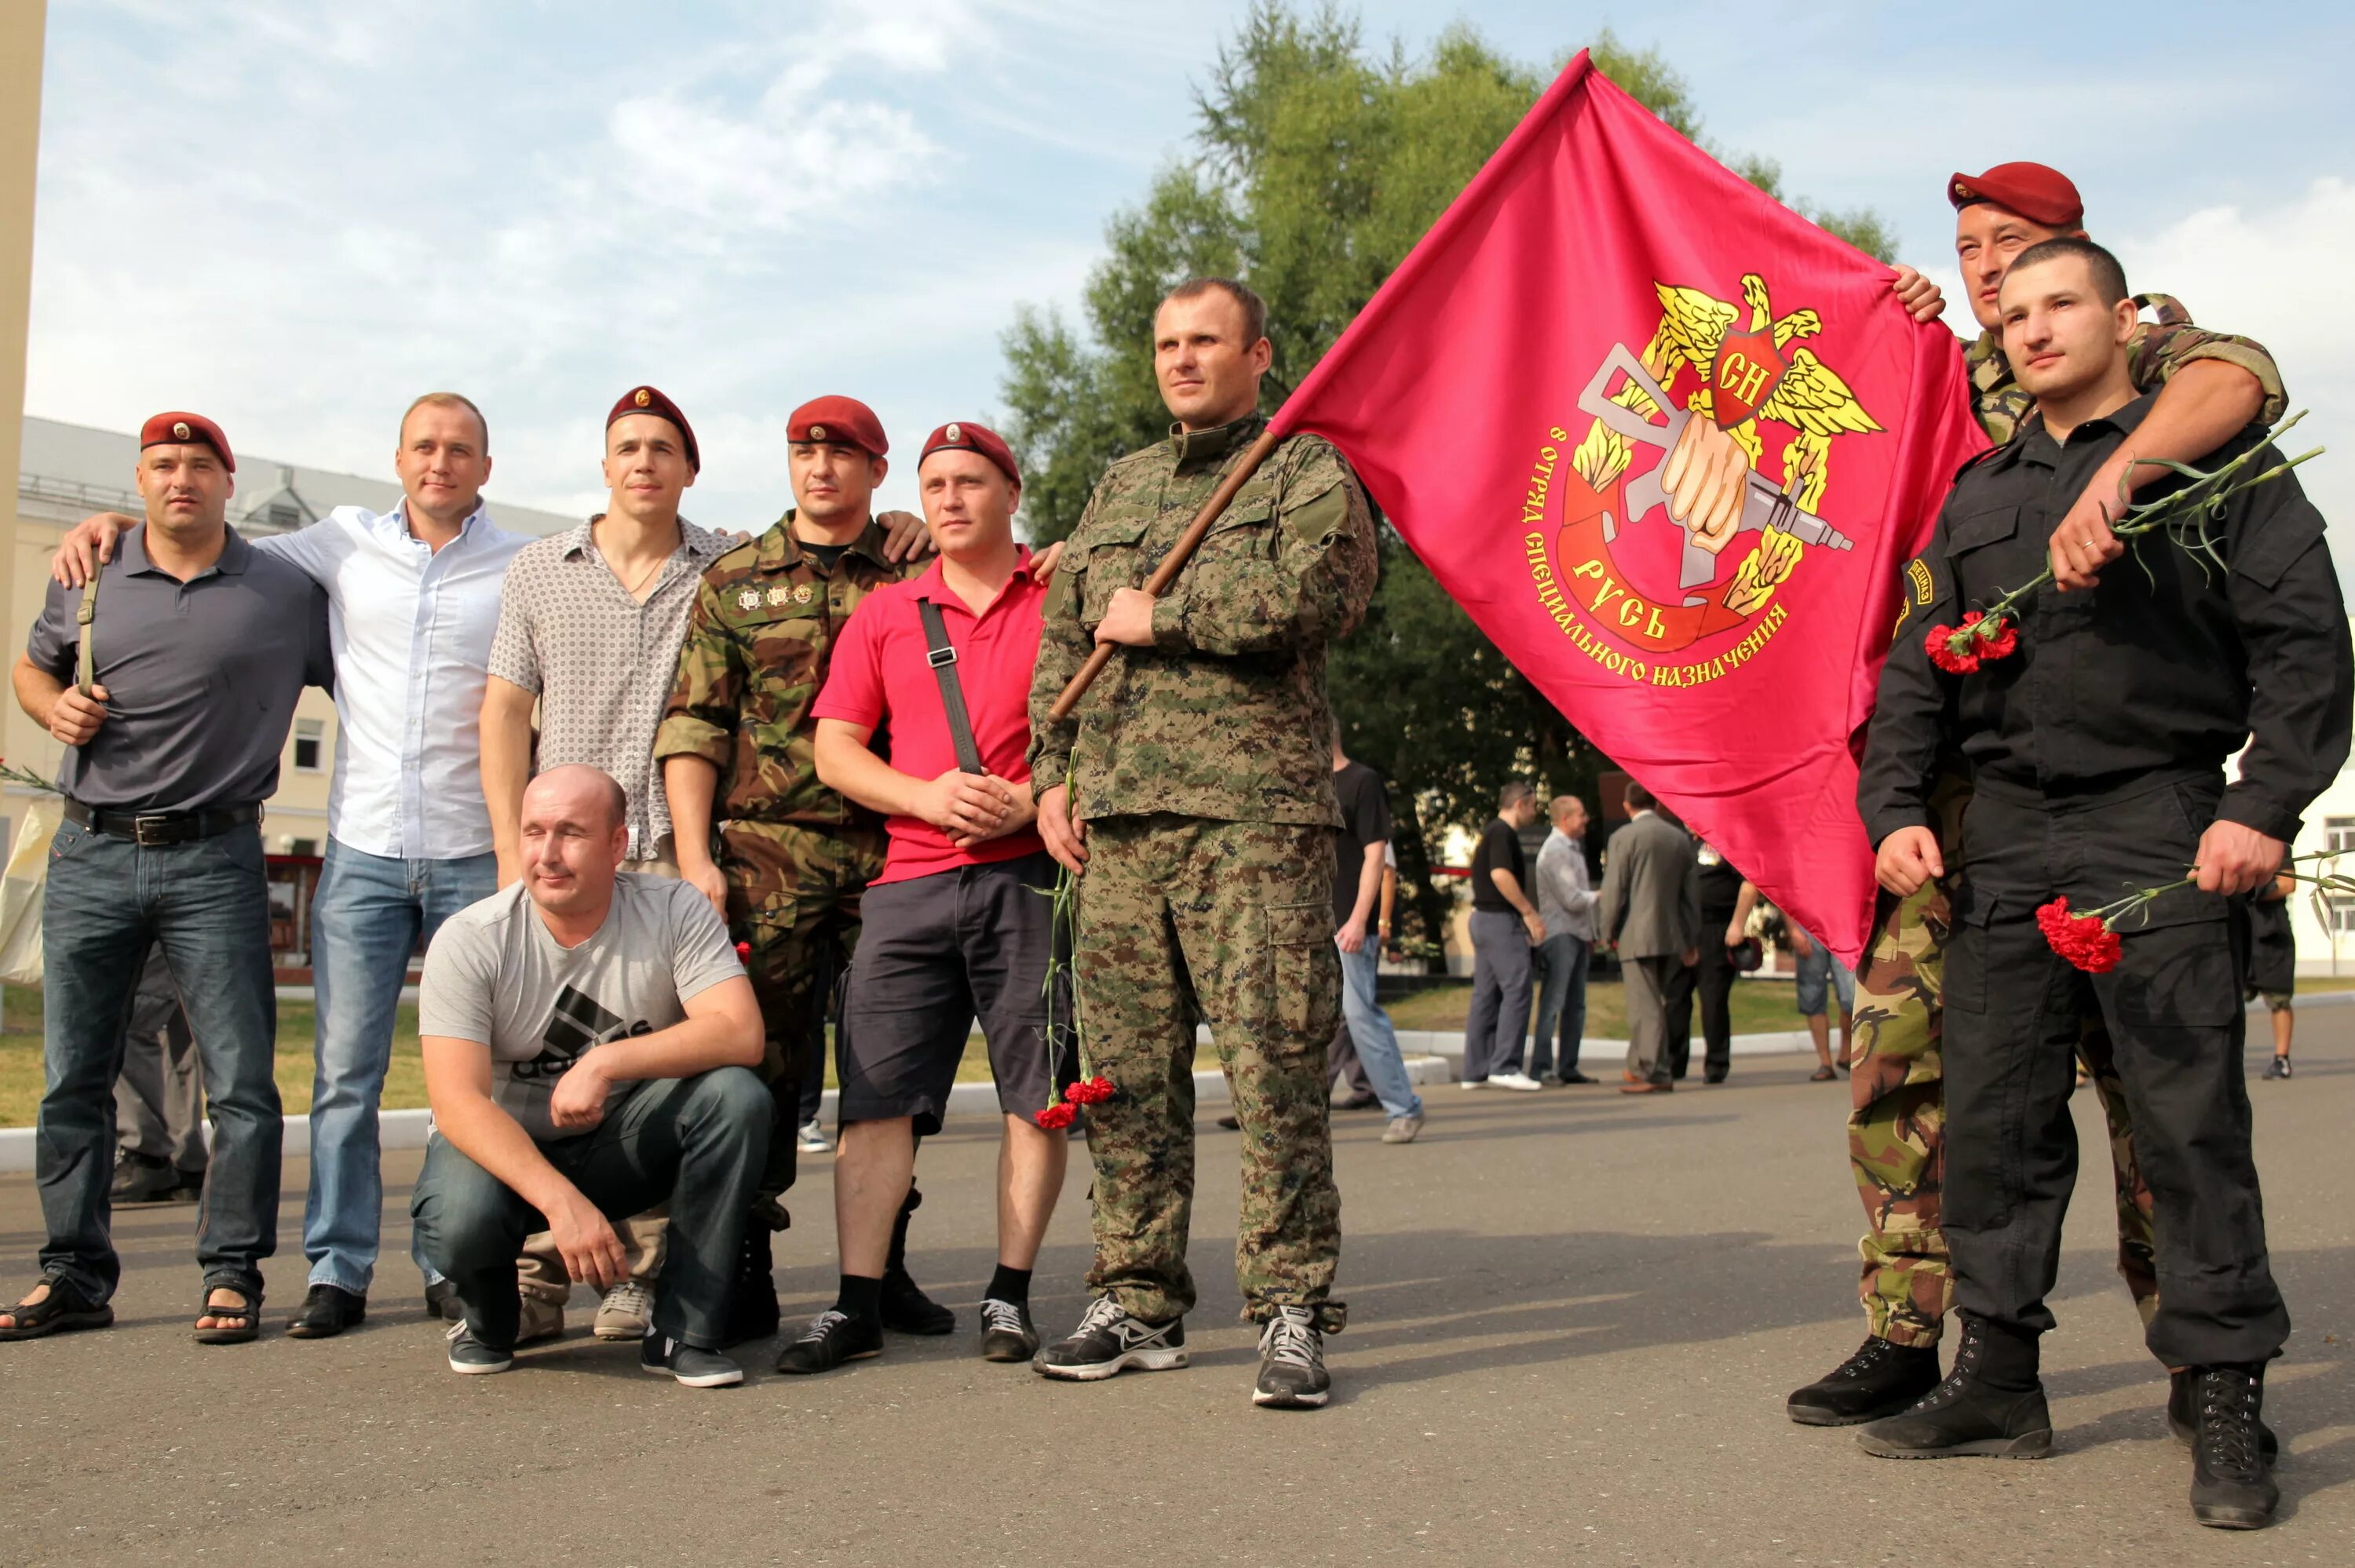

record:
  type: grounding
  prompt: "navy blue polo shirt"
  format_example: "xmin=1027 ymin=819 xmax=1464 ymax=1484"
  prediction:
xmin=24 ymin=524 xmax=334 ymax=813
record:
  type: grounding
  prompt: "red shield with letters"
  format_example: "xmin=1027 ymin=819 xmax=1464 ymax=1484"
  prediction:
xmin=1710 ymin=323 xmax=1787 ymax=428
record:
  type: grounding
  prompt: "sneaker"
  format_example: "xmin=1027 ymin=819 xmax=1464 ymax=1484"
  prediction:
xmin=2185 ymin=1365 xmax=2278 ymax=1529
xmin=1855 ymin=1315 xmax=2051 ymax=1460
xmin=1381 ymin=1112 xmax=1424 ymax=1144
xmin=1034 ymin=1296 xmax=1188 ymax=1380
xmin=2260 ymin=1056 xmax=2291 ymax=1081
xmin=594 ymin=1279 xmax=654 ymax=1340
xmin=1459 ymin=1078 xmax=1489 ymax=1091
xmin=1787 ymin=1336 xmax=1943 ymax=1426
xmin=517 ymin=1294 xmax=564 ymax=1346
xmin=774 ymin=1308 xmax=883 ymax=1375
xmin=1252 ymin=1306 xmax=1331 ymax=1409
xmin=979 ymin=1298 xmax=1039 ymax=1363
xmin=1488 ymin=1071 xmax=1545 ymax=1093
xmin=445 ymin=1327 xmax=513 ymax=1376
xmin=796 ymin=1119 xmax=832 ymax=1151
xmin=640 ymin=1330 xmax=745 ymax=1388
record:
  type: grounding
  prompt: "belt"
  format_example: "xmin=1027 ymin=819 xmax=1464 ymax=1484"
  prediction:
xmin=63 ymin=799 xmax=261 ymax=846
xmin=1967 ymin=765 xmax=2218 ymax=814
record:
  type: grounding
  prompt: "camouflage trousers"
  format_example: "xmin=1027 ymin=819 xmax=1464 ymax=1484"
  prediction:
xmin=721 ymin=819 xmax=885 ymax=1202
xmin=1073 ymin=814 xmax=1345 ymax=1331
xmin=1848 ymin=881 xmax=2159 ymax=1347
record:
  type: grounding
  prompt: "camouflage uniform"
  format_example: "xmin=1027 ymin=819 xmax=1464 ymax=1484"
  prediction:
xmin=1847 ymin=297 xmax=2280 ymax=1345
xmin=1028 ymin=413 xmax=1378 ymax=1331
xmin=653 ymin=516 xmax=911 ymax=1200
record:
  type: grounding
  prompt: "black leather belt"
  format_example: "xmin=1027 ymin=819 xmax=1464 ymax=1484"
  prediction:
xmin=63 ymin=799 xmax=261 ymax=846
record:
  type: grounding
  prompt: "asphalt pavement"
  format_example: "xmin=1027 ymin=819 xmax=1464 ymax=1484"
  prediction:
xmin=2 ymin=1020 xmax=2349 ymax=1566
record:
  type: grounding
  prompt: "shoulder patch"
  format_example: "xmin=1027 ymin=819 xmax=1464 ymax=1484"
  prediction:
xmin=1906 ymin=557 xmax=1934 ymax=606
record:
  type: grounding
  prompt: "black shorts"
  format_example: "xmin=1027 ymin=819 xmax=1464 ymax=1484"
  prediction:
xmin=838 ymin=851 xmax=1074 ymax=1134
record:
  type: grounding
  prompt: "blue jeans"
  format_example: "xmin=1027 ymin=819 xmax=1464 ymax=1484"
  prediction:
xmin=37 ymin=820 xmax=279 ymax=1301
xmin=1338 ymin=943 xmax=1422 ymax=1119
xmin=305 ymin=841 xmax=496 ymax=1293
xmin=1528 ymin=932 xmax=1590 ymax=1078
xmin=1462 ymin=910 xmax=1534 ymax=1081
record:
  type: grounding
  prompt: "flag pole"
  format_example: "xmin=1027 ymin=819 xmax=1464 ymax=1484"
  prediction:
xmin=1046 ymin=425 xmax=1283 ymax=722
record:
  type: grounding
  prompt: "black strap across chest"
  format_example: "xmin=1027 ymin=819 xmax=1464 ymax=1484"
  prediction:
xmin=916 ymin=598 xmax=986 ymax=776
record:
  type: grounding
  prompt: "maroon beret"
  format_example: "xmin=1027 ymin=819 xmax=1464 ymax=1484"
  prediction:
xmin=788 ymin=395 xmax=887 ymax=458
xmin=607 ymin=385 xmax=699 ymax=472
xmin=1948 ymin=162 xmax=2084 ymax=231
xmin=138 ymin=410 xmax=234 ymax=472
xmin=919 ymin=420 xmax=1020 ymax=487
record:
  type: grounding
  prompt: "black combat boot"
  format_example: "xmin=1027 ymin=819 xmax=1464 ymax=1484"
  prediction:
xmin=2167 ymin=1368 xmax=2276 ymax=1459
xmin=878 ymin=1185 xmax=954 ymax=1336
xmin=721 ymin=1220 xmax=781 ymax=1348
xmin=1786 ymin=1335 xmax=1943 ymax=1426
xmin=1855 ymin=1313 xmax=2051 ymax=1460
xmin=2185 ymin=1365 xmax=2278 ymax=1530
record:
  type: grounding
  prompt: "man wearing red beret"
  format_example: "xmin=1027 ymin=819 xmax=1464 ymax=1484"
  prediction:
xmin=1790 ymin=164 xmax=2290 ymax=1442
xmin=774 ymin=419 xmax=1074 ymax=1372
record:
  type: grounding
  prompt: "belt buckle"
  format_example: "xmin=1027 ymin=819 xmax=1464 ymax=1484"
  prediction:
xmin=131 ymin=814 xmax=176 ymax=847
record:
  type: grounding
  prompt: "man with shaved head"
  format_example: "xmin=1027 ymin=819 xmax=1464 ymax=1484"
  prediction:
xmin=410 ymin=765 xmax=770 ymax=1387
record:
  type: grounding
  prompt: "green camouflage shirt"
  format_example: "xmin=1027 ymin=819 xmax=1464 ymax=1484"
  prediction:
xmin=1966 ymin=292 xmax=2286 ymax=445
xmin=653 ymin=515 xmax=915 ymax=831
xmin=1027 ymin=413 xmax=1378 ymax=828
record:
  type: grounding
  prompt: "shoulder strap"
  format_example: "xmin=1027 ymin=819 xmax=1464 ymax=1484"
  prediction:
xmin=916 ymin=598 xmax=986 ymax=776
xmin=75 ymin=563 xmax=103 ymax=696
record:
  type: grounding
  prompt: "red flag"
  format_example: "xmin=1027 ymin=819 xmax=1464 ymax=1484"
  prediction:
xmin=1269 ymin=52 xmax=1987 ymax=962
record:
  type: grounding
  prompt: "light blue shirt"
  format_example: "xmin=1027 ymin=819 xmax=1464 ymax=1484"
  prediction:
xmin=1535 ymin=826 xmax=1600 ymax=943
xmin=259 ymin=500 xmax=528 ymax=860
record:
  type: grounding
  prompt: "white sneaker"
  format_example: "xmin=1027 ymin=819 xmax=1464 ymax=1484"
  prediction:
xmin=1459 ymin=1078 xmax=1490 ymax=1090
xmin=796 ymin=1120 xmax=831 ymax=1152
xmin=594 ymin=1279 xmax=654 ymax=1340
xmin=1489 ymin=1071 xmax=1545 ymax=1093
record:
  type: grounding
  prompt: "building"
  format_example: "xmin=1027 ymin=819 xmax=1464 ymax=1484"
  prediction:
xmin=5 ymin=414 xmax=576 ymax=859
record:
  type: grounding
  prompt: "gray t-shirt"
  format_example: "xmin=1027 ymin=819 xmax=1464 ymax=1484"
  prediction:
xmin=418 ymin=873 xmax=745 ymax=1141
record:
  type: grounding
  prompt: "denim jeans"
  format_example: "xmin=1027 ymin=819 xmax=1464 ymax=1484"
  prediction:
xmin=411 ymin=1067 xmax=770 ymax=1349
xmin=305 ymin=841 xmax=497 ymax=1293
xmin=1338 ymin=943 xmax=1422 ymax=1118
xmin=1528 ymin=932 xmax=1590 ymax=1078
xmin=1462 ymin=910 xmax=1534 ymax=1081
xmin=37 ymin=820 xmax=279 ymax=1302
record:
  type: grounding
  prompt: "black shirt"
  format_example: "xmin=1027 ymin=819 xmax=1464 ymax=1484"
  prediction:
xmin=1470 ymin=817 xmax=1526 ymax=913
xmin=1860 ymin=395 xmax=2350 ymax=847
xmin=1696 ymin=848 xmax=1746 ymax=918
xmin=1331 ymin=761 xmax=1394 ymax=929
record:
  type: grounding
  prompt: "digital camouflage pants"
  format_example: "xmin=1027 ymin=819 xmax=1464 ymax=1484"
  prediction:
xmin=1074 ymin=813 xmax=1345 ymax=1331
xmin=1848 ymin=880 xmax=2159 ymax=1347
xmin=721 ymin=819 xmax=885 ymax=1204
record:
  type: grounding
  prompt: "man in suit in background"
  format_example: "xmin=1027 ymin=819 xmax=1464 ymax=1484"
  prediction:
xmin=1597 ymin=779 xmax=1700 ymax=1096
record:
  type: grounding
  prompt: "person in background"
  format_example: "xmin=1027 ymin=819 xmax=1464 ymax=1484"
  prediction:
xmin=1597 ymin=779 xmax=1700 ymax=1096
xmin=110 ymin=946 xmax=204 ymax=1205
xmin=1791 ymin=925 xmax=1854 ymax=1082
xmin=1461 ymin=782 xmax=1546 ymax=1092
xmin=2247 ymin=870 xmax=2296 ymax=1078
xmin=1687 ymin=844 xmax=1749 ymax=1084
xmin=1530 ymin=797 xmax=1599 ymax=1086
xmin=1330 ymin=731 xmax=1426 ymax=1142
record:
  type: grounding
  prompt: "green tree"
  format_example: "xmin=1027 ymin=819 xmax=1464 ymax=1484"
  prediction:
xmin=1000 ymin=3 xmax=1894 ymax=953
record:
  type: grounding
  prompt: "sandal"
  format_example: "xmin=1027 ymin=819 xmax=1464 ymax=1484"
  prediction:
xmin=0 ymin=1276 xmax=115 ymax=1341
xmin=1809 ymin=1065 xmax=1838 ymax=1081
xmin=193 ymin=1285 xmax=261 ymax=1345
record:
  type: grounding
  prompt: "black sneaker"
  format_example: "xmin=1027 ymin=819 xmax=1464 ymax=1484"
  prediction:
xmin=2185 ymin=1366 xmax=2279 ymax=1530
xmin=721 ymin=1225 xmax=780 ymax=1348
xmin=286 ymin=1282 xmax=367 ymax=1340
xmin=1787 ymin=1336 xmax=1943 ymax=1426
xmin=2261 ymin=1055 xmax=2291 ymax=1081
xmin=1855 ymin=1315 xmax=2051 ymax=1459
xmin=979 ymin=1298 xmax=1039 ymax=1363
xmin=2167 ymin=1368 xmax=2278 ymax=1459
xmin=1034 ymin=1296 xmax=1188 ymax=1380
xmin=445 ymin=1326 xmax=513 ymax=1375
xmin=1252 ymin=1306 xmax=1331 ymax=1409
xmin=774 ymin=1309 xmax=883 ymax=1375
xmin=640 ymin=1330 xmax=745 ymax=1388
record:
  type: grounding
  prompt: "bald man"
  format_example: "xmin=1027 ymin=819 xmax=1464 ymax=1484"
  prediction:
xmin=410 ymin=766 xmax=769 ymax=1387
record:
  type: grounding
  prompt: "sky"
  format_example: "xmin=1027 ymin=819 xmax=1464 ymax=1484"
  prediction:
xmin=24 ymin=0 xmax=2355 ymax=563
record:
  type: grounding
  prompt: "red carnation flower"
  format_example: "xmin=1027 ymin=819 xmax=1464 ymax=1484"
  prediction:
xmin=1965 ymin=611 xmax=2019 ymax=662
xmin=1925 ymin=623 xmax=1981 ymax=675
xmin=2036 ymin=897 xmax=2122 ymax=974
xmin=1064 ymin=1074 xmax=1115 ymax=1106
xmin=734 ymin=940 xmax=751 ymax=961
xmin=1036 ymin=1101 xmax=1077 ymax=1130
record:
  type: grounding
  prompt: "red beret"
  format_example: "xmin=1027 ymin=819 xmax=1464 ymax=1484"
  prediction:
xmin=138 ymin=410 xmax=234 ymax=473
xmin=788 ymin=395 xmax=887 ymax=458
xmin=919 ymin=420 xmax=1020 ymax=487
xmin=1948 ymin=162 xmax=2084 ymax=231
xmin=607 ymin=385 xmax=699 ymax=472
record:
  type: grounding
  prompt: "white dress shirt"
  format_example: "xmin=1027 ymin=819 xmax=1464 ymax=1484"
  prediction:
xmin=1536 ymin=826 xmax=1601 ymax=943
xmin=258 ymin=501 xmax=528 ymax=860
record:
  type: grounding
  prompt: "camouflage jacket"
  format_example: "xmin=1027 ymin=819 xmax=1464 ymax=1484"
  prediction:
xmin=1966 ymin=293 xmax=2285 ymax=445
xmin=1027 ymin=413 xmax=1378 ymax=828
xmin=653 ymin=515 xmax=915 ymax=836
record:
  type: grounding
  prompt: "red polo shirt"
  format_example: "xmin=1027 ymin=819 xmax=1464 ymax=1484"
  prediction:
xmin=812 ymin=549 xmax=1047 ymax=885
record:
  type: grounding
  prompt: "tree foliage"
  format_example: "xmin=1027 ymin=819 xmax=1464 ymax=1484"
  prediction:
xmin=999 ymin=3 xmax=1896 ymax=949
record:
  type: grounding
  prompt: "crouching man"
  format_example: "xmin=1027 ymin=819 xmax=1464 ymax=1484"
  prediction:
xmin=411 ymin=765 xmax=769 ymax=1387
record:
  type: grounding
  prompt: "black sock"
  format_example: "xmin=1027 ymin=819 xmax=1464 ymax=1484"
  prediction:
xmin=835 ymin=1274 xmax=884 ymax=1322
xmin=985 ymin=1264 xmax=1032 ymax=1307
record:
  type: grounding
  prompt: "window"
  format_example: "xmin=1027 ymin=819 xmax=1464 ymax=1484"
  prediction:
xmin=294 ymin=718 xmax=325 ymax=773
xmin=266 ymin=501 xmax=301 ymax=531
xmin=287 ymin=837 xmax=319 ymax=858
